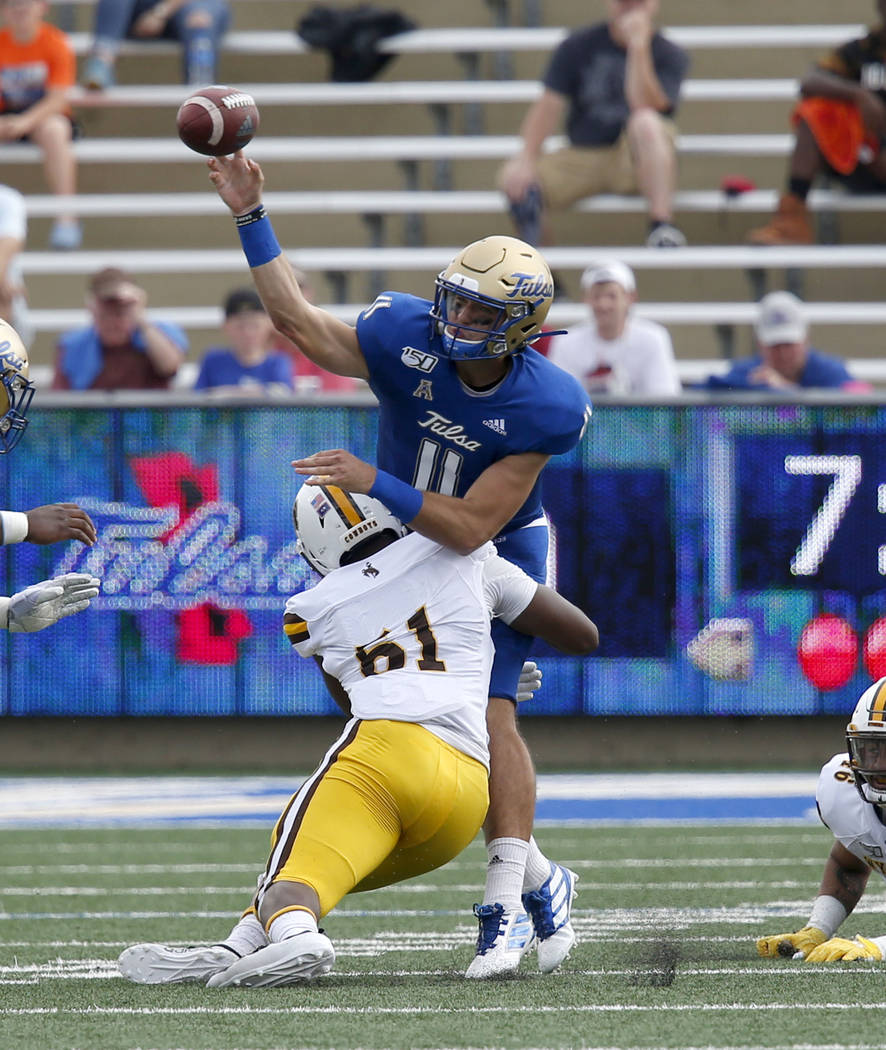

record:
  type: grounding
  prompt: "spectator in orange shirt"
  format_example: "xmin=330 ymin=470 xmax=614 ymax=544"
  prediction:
xmin=0 ymin=0 xmax=80 ymax=250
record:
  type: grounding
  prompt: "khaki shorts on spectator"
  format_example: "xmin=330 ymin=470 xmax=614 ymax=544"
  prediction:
xmin=535 ymin=118 xmax=678 ymax=209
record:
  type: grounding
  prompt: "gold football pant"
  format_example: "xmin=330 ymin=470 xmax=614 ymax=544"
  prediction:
xmin=258 ymin=717 xmax=489 ymax=918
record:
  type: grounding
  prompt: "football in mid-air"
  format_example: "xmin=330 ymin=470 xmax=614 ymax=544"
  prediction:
xmin=176 ymin=85 xmax=259 ymax=156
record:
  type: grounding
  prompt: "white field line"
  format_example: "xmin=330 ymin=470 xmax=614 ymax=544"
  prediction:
xmin=1 ymin=1003 xmax=885 ymax=1015
xmin=0 ymin=855 xmax=829 ymax=875
xmin=0 ymin=879 xmax=824 ymax=896
xmin=0 ymin=962 xmax=882 ymax=985
xmin=8 ymin=903 xmax=886 ymax=922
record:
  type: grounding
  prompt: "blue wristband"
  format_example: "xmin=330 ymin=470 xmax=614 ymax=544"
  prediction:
xmin=368 ymin=469 xmax=424 ymax=524
xmin=235 ymin=206 xmax=282 ymax=268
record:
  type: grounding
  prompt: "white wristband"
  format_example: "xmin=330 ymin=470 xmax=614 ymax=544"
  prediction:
xmin=0 ymin=596 xmax=11 ymax=630
xmin=808 ymin=894 xmax=848 ymax=938
xmin=0 ymin=510 xmax=28 ymax=545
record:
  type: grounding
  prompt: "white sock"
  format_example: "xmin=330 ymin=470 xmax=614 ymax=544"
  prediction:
xmin=219 ymin=913 xmax=268 ymax=957
xmin=522 ymin=835 xmax=554 ymax=894
xmin=482 ymin=837 xmax=529 ymax=910
xmin=267 ymin=909 xmax=319 ymax=943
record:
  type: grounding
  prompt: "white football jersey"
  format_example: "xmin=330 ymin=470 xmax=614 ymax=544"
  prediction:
xmin=816 ymin=752 xmax=886 ymax=882
xmin=284 ymin=532 xmax=537 ymax=767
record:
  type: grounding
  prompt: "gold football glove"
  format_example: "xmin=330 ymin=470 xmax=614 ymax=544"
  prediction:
xmin=756 ymin=925 xmax=827 ymax=958
xmin=804 ymin=935 xmax=883 ymax=962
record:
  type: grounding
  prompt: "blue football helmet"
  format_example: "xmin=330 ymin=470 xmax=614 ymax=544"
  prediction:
xmin=430 ymin=235 xmax=554 ymax=360
xmin=0 ymin=318 xmax=33 ymax=453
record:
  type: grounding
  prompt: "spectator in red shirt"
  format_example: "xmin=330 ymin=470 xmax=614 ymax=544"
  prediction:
xmin=53 ymin=268 xmax=188 ymax=390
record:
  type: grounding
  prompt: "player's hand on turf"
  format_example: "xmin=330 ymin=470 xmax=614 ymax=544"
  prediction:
xmin=804 ymin=934 xmax=884 ymax=962
xmin=756 ymin=925 xmax=827 ymax=959
xmin=26 ymin=503 xmax=97 ymax=546
xmin=516 ymin=660 xmax=542 ymax=702
xmin=292 ymin=449 xmax=377 ymax=494
xmin=6 ymin=573 xmax=100 ymax=633
xmin=207 ymin=152 xmax=264 ymax=216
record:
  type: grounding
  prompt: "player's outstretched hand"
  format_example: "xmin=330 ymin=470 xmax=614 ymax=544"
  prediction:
xmin=6 ymin=573 xmax=100 ymax=633
xmin=292 ymin=449 xmax=377 ymax=494
xmin=26 ymin=503 xmax=97 ymax=546
xmin=516 ymin=660 xmax=542 ymax=702
xmin=804 ymin=935 xmax=884 ymax=962
xmin=756 ymin=925 xmax=827 ymax=959
xmin=207 ymin=151 xmax=264 ymax=216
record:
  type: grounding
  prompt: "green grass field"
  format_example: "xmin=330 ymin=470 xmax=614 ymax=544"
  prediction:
xmin=2 ymin=821 xmax=885 ymax=1050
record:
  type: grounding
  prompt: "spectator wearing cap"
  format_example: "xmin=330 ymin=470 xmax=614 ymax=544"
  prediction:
xmin=703 ymin=291 xmax=866 ymax=391
xmin=193 ymin=287 xmax=294 ymax=396
xmin=52 ymin=267 xmax=187 ymax=390
xmin=547 ymin=259 xmax=681 ymax=395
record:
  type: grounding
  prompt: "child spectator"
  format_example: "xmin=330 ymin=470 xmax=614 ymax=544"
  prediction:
xmin=194 ymin=288 xmax=294 ymax=397
xmin=0 ymin=0 xmax=80 ymax=249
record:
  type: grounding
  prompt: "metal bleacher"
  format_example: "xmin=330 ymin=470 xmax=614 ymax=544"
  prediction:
xmin=6 ymin=0 xmax=885 ymax=382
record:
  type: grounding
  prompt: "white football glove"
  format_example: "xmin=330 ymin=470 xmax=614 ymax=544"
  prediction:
xmin=516 ymin=660 xmax=542 ymax=702
xmin=0 ymin=573 xmax=100 ymax=633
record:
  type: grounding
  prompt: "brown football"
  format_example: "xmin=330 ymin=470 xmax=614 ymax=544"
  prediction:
xmin=176 ymin=85 xmax=260 ymax=157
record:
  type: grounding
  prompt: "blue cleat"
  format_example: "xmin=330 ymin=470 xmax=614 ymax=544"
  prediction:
xmin=522 ymin=863 xmax=578 ymax=972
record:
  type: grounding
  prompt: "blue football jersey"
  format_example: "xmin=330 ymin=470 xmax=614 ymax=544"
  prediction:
xmin=357 ymin=291 xmax=592 ymax=535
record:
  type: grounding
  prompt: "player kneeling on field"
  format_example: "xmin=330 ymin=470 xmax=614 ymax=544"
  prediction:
xmin=757 ymin=677 xmax=886 ymax=962
xmin=118 ymin=481 xmax=597 ymax=988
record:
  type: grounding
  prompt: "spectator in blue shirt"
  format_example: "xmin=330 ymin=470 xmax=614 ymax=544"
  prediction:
xmin=704 ymin=291 xmax=868 ymax=391
xmin=194 ymin=288 xmax=294 ymax=396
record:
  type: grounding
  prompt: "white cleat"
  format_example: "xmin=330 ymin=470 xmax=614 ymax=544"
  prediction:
xmin=206 ymin=932 xmax=335 ymax=988
xmin=522 ymin=863 xmax=578 ymax=973
xmin=465 ymin=903 xmax=535 ymax=979
xmin=118 ymin=943 xmax=238 ymax=984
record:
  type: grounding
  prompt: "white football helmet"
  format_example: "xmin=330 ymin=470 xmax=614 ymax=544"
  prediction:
xmin=430 ymin=235 xmax=555 ymax=360
xmin=847 ymin=677 xmax=886 ymax=805
xmin=292 ymin=482 xmax=407 ymax=576
xmin=0 ymin=318 xmax=33 ymax=453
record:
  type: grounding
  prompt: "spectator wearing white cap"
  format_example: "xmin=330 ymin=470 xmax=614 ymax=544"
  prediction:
xmin=547 ymin=260 xmax=681 ymax=395
xmin=704 ymin=291 xmax=865 ymax=390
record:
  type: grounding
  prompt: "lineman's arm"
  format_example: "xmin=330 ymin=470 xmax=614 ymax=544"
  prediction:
xmin=1 ymin=505 xmax=97 ymax=546
xmin=756 ymin=841 xmax=869 ymax=958
xmin=508 ymin=584 xmax=598 ymax=656
xmin=207 ymin=153 xmax=369 ymax=380
xmin=292 ymin=448 xmax=549 ymax=555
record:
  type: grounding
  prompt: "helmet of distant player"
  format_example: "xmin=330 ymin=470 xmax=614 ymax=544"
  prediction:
xmin=846 ymin=677 xmax=886 ymax=805
xmin=0 ymin=318 xmax=34 ymax=453
xmin=430 ymin=235 xmax=555 ymax=360
xmin=292 ymin=482 xmax=407 ymax=576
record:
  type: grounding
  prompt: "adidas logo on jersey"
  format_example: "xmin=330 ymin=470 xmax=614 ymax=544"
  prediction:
xmin=482 ymin=418 xmax=507 ymax=435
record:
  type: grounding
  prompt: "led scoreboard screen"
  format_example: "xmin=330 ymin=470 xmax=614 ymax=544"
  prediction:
xmin=1 ymin=398 xmax=881 ymax=719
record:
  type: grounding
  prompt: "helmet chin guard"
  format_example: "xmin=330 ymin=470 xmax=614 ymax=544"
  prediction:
xmin=847 ymin=677 xmax=886 ymax=805
xmin=292 ymin=482 xmax=407 ymax=576
xmin=430 ymin=235 xmax=555 ymax=360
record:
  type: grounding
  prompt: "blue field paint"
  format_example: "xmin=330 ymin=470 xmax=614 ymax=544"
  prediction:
xmin=0 ymin=773 xmax=821 ymax=828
